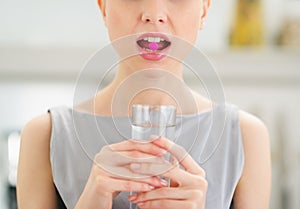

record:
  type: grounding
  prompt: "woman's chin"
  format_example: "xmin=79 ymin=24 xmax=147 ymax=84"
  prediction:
xmin=123 ymin=55 xmax=180 ymax=72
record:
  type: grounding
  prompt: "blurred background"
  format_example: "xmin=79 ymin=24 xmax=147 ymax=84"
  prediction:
xmin=0 ymin=0 xmax=299 ymax=208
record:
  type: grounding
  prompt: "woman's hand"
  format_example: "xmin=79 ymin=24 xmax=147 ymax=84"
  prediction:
xmin=128 ymin=136 xmax=208 ymax=209
xmin=75 ymin=139 xmax=169 ymax=209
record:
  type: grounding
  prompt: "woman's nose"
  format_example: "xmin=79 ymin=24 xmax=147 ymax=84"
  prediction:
xmin=141 ymin=0 xmax=167 ymax=24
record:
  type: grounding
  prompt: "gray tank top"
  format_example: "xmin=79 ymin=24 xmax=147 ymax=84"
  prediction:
xmin=48 ymin=103 xmax=244 ymax=209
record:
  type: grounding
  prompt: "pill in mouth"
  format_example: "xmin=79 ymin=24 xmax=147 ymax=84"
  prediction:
xmin=149 ymin=42 xmax=159 ymax=51
xmin=136 ymin=39 xmax=171 ymax=51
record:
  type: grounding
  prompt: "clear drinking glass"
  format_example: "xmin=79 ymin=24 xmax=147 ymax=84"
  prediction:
xmin=130 ymin=104 xmax=177 ymax=209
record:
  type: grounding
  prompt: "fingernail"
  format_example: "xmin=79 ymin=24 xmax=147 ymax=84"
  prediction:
xmin=128 ymin=194 xmax=137 ymax=201
xmin=149 ymin=185 xmax=155 ymax=190
xmin=130 ymin=163 xmax=141 ymax=170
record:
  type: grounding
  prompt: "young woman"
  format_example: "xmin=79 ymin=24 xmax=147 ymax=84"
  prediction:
xmin=17 ymin=0 xmax=271 ymax=208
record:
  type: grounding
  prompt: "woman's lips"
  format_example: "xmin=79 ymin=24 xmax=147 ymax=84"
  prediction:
xmin=136 ymin=39 xmax=171 ymax=51
xmin=136 ymin=32 xmax=171 ymax=43
xmin=135 ymin=32 xmax=172 ymax=61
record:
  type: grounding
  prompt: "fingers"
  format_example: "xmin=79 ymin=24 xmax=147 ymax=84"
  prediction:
xmin=119 ymin=151 xmax=166 ymax=164
xmin=129 ymin=161 xmax=205 ymax=187
xmin=162 ymin=167 xmax=207 ymax=188
xmin=99 ymin=175 xmax=168 ymax=193
xmin=95 ymin=164 xmax=149 ymax=179
xmin=100 ymin=177 xmax=156 ymax=193
xmin=108 ymin=139 xmax=166 ymax=156
xmin=97 ymin=140 xmax=167 ymax=167
xmin=102 ymin=157 xmax=171 ymax=179
xmin=151 ymin=136 xmax=206 ymax=177
xmin=129 ymin=161 xmax=173 ymax=176
xmin=127 ymin=183 xmax=207 ymax=209
xmin=132 ymin=198 xmax=195 ymax=209
xmin=94 ymin=149 xmax=167 ymax=170
xmin=113 ymin=175 xmax=169 ymax=189
xmin=129 ymin=187 xmax=185 ymax=203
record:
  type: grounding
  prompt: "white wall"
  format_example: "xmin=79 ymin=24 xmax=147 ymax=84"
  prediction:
xmin=0 ymin=0 xmax=108 ymax=47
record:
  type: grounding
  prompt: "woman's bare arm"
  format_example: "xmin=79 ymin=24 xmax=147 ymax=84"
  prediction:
xmin=17 ymin=112 xmax=166 ymax=209
xmin=233 ymin=111 xmax=271 ymax=209
xmin=17 ymin=113 xmax=57 ymax=209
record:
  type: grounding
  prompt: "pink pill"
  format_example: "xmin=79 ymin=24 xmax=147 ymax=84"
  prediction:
xmin=149 ymin=42 xmax=159 ymax=50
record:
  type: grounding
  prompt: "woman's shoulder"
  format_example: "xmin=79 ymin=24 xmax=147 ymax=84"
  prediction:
xmin=238 ymin=109 xmax=269 ymax=143
xmin=18 ymin=113 xmax=57 ymax=208
xmin=20 ymin=113 xmax=53 ymax=165
xmin=21 ymin=113 xmax=52 ymax=145
xmin=237 ymin=108 xmax=270 ymax=171
xmin=20 ymin=113 xmax=53 ymax=169
xmin=233 ymin=109 xmax=271 ymax=207
xmin=235 ymin=108 xmax=270 ymax=160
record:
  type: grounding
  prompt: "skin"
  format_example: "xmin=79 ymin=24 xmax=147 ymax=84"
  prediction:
xmin=98 ymin=0 xmax=209 ymax=98
xmin=17 ymin=0 xmax=271 ymax=209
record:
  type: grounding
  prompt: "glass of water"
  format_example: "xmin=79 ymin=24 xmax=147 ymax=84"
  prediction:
xmin=130 ymin=104 xmax=177 ymax=209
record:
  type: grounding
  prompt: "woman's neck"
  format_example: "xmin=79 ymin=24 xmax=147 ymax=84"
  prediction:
xmin=83 ymin=63 xmax=211 ymax=116
xmin=106 ymin=62 xmax=184 ymax=104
